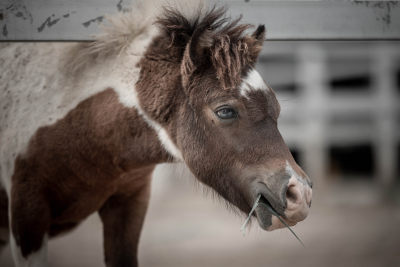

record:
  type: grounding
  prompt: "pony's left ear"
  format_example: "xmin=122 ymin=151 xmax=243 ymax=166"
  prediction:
xmin=249 ymin=24 xmax=266 ymax=62
xmin=181 ymin=28 xmax=213 ymax=89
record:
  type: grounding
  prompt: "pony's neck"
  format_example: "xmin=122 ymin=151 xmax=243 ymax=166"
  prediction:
xmin=78 ymin=88 xmax=173 ymax=173
xmin=117 ymin=96 xmax=175 ymax=170
xmin=133 ymin=34 xmax=185 ymax=161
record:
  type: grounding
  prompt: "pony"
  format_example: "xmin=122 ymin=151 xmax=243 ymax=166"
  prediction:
xmin=0 ymin=1 xmax=312 ymax=266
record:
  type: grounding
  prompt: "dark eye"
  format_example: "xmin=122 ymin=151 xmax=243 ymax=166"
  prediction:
xmin=215 ymin=107 xmax=238 ymax=120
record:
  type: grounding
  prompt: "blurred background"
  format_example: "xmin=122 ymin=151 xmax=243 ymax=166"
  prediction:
xmin=1 ymin=40 xmax=399 ymax=267
xmin=1 ymin=1 xmax=400 ymax=267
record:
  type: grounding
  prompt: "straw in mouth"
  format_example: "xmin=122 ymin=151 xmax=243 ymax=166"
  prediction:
xmin=240 ymin=194 xmax=261 ymax=234
xmin=240 ymin=193 xmax=305 ymax=247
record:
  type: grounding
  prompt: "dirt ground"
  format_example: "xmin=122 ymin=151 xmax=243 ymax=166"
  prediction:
xmin=1 ymin=164 xmax=399 ymax=267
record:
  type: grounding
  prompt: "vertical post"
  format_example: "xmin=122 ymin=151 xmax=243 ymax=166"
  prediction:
xmin=295 ymin=44 xmax=329 ymax=189
xmin=372 ymin=45 xmax=397 ymax=186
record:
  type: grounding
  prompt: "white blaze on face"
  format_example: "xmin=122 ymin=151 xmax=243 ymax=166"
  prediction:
xmin=239 ymin=69 xmax=269 ymax=97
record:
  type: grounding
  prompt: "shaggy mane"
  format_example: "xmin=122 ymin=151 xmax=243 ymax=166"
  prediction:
xmin=64 ymin=0 xmax=264 ymax=88
xmin=63 ymin=0 xmax=161 ymax=76
xmin=156 ymin=6 xmax=248 ymax=47
xmin=156 ymin=5 xmax=265 ymax=89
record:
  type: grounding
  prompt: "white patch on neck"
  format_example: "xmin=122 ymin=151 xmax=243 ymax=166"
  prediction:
xmin=113 ymin=84 xmax=183 ymax=162
xmin=239 ymin=69 xmax=269 ymax=97
xmin=10 ymin=233 xmax=48 ymax=267
xmin=0 ymin=25 xmax=162 ymax=195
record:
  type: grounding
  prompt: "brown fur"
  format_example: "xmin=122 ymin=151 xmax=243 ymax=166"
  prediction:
xmin=156 ymin=6 xmax=265 ymax=90
xmin=10 ymin=89 xmax=168 ymax=259
xmin=0 ymin=187 xmax=8 ymax=250
xmin=135 ymin=6 xmax=290 ymax=216
xmin=5 ymin=6 xmax=311 ymax=267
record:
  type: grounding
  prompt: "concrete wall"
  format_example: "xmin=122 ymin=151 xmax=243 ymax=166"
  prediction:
xmin=1 ymin=0 xmax=400 ymax=41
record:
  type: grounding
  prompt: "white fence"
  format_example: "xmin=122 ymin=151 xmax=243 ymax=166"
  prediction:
xmin=259 ymin=42 xmax=400 ymax=185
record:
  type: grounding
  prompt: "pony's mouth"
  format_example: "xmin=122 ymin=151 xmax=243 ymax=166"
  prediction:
xmin=254 ymin=195 xmax=297 ymax=231
xmin=240 ymin=194 xmax=305 ymax=246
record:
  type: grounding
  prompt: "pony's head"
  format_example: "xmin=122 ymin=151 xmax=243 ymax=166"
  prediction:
xmin=138 ymin=6 xmax=312 ymax=231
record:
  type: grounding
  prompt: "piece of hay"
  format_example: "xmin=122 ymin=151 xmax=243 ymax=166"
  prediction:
xmin=240 ymin=194 xmax=261 ymax=234
xmin=241 ymin=194 xmax=305 ymax=247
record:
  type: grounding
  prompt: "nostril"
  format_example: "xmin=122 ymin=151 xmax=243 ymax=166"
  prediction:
xmin=286 ymin=185 xmax=299 ymax=204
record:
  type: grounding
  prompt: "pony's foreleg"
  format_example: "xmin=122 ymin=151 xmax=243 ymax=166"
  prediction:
xmin=99 ymin=178 xmax=151 ymax=267
xmin=10 ymin=233 xmax=48 ymax=267
xmin=0 ymin=187 xmax=9 ymax=254
xmin=10 ymin=183 xmax=50 ymax=267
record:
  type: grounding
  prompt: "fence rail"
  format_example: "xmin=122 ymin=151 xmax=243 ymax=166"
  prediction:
xmin=266 ymin=43 xmax=400 ymax=185
xmin=1 ymin=0 xmax=400 ymax=41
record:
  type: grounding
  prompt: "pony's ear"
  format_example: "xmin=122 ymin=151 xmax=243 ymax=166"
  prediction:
xmin=181 ymin=28 xmax=213 ymax=88
xmin=252 ymin=25 xmax=266 ymax=45
xmin=249 ymin=25 xmax=266 ymax=63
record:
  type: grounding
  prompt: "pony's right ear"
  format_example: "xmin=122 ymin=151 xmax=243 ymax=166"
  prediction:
xmin=181 ymin=28 xmax=213 ymax=89
xmin=248 ymin=24 xmax=266 ymax=64
xmin=252 ymin=25 xmax=266 ymax=45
